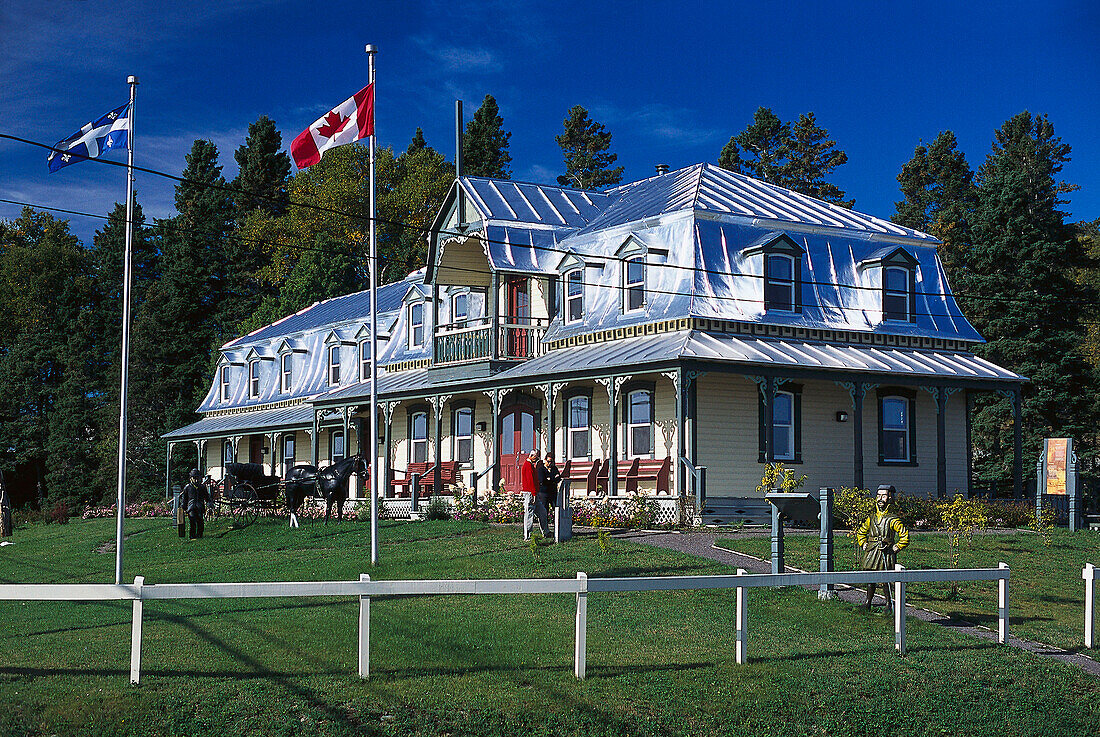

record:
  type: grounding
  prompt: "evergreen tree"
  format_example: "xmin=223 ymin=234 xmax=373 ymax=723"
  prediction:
xmin=719 ymin=107 xmax=851 ymax=206
xmin=892 ymin=131 xmax=978 ymax=273
xmin=785 ymin=113 xmax=852 ymax=207
xmin=556 ymin=106 xmax=623 ymax=189
xmin=718 ymin=107 xmax=790 ymax=184
xmin=0 ymin=210 xmax=95 ymax=508
xmin=232 ymin=115 xmax=292 ymax=218
xmin=963 ymin=112 xmax=1093 ymax=483
xmin=128 ymin=140 xmax=233 ymax=494
xmin=463 ymin=94 xmax=512 ymax=178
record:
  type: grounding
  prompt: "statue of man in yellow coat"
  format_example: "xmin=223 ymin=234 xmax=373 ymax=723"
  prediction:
xmin=855 ymin=485 xmax=909 ymax=611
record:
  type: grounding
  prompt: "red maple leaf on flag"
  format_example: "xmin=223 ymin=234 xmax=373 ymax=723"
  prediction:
xmin=316 ymin=110 xmax=350 ymax=139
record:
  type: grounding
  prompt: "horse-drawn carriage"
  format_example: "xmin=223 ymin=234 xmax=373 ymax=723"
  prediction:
xmin=211 ymin=455 xmax=368 ymax=528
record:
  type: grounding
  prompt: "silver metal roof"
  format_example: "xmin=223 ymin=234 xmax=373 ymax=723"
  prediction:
xmin=161 ymin=404 xmax=315 ymax=441
xmin=461 ymin=177 xmax=608 ymax=228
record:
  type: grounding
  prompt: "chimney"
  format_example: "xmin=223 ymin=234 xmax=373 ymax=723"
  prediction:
xmin=655 ymin=163 xmax=670 ymax=175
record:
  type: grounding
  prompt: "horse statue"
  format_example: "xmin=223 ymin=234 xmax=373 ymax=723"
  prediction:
xmin=284 ymin=454 xmax=369 ymax=528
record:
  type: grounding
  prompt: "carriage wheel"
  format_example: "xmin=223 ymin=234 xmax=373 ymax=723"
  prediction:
xmin=231 ymin=483 xmax=259 ymax=528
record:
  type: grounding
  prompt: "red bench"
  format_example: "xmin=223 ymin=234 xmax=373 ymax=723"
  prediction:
xmin=420 ymin=461 xmax=461 ymax=493
xmin=596 ymin=459 xmax=638 ymax=495
xmin=625 ymin=457 xmax=671 ymax=495
xmin=391 ymin=462 xmax=433 ymax=497
xmin=561 ymin=459 xmax=602 ymax=495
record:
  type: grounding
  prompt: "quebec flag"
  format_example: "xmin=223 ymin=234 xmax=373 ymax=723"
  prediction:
xmin=48 ymin=101 xmax=131 ymax=173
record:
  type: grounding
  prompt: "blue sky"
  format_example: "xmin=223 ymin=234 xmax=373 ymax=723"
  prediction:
xmin=2 ymin=1 xmax=1098 ymax=246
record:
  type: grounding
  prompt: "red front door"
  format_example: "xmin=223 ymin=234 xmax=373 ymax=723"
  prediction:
xmin=499 ymin=406 xmax=538 ymax=492
xmin=505 ymin=277 xmax=530 ymax=357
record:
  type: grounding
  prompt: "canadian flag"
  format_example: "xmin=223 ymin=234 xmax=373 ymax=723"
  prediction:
xmin=291 ymin=83 xmax=374 ymax=169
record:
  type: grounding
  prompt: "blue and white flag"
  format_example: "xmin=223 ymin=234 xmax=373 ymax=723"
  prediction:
xmin=48 ymin=101 xmax=131 ymax=173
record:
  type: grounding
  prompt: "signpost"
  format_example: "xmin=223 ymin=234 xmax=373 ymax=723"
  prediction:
xmin=1037 ymin=438 xmax=1080 ymax=532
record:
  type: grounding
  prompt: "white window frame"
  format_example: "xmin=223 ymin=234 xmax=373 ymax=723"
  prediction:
xmin=772 ymin=390 xmax=795 ymax=461
xmin=222 ymin=440 xmax=234 ymax=466
xmin=359 ymin=340 xmax=370 ymax=382
xmin=881 ymin=395 xmax=911 ymax=463
xmin=328 ymin=344 xmax=341 ymax=385
xmin=280 ymin=353 xmax=293 ymax=393
xmin=410 ymin=411 xmax=428 ymax=464
xmin=765 ymin=253 xmax=796 ymax=313
xmin=567 ymin=395 xmax=591 ymax=460
xmin=248 ymin=359 xmax=260 ymax=399
xmin=883 ymin=266 xmax=911 ymax=322
xmin=564 ymin=269 xmax=584 ymax=324
xmin=623 ymin=257 xmax=646 ymax=313
xmin=282 ymin=434 xmax=296 ymax=467
xmin=452 ymin=292 xmax=468 ymax=325
xmin=220 ymin=365 xmax=231 ymax=402
xmin=409 ymin=303 xmax=424 ymax=349
xmin=626 ymin=389 xmax=654 ymax=459
xmin=453 ymin=407 xmax=474 ymax=466
xmin=330 ymin=429 xmax=345 ymax=463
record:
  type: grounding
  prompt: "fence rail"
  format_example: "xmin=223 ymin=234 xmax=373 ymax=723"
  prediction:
xmin=1 ymin=565 xmax=1012 ymax=684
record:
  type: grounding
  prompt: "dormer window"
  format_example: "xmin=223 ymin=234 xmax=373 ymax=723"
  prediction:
xmin=359 ymin=339 xmax=370 ymax=382
xmin=564 ymin=269 xmax=583 ymax=324
xmin=765 ymin=254 xmax=796 ymax=312
xmin=884 ymin=266 xmax=913 ymax=322
xmin=248 ymin=359 xmax=260 ymax=399
xmin=220 ymin=365 xmax=231 ymax=402
xmin=409 ymin=303 xmax=424 ymax=349
xmin=624 ymin=257 xmax=645 ymax=313
xmin=453 ymin=293 xmax=468 ymax=325
xmin=328 ymin=344 xmax=341 ymax=385
xmin=280 ymin=352 xmax=293 ymax=393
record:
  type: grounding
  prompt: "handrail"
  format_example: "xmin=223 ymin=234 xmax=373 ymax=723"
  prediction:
xmin=471 ymin=463 xmax=496 ymax=494
xmin=680 ymin=456 xmax=707 ymax=510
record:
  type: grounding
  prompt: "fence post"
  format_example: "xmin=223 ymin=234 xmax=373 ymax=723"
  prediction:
xmin=574 ymin=572 xmax=587 ymax=680
xmin=358 ymin=574 xmax=370 ymax=679
xmin=129 ymin=576 xmax=144 ymax=685
xmin=1084 ymin=563 xmax=1095 ymax=649
xmin=410 ymin=473 xmax=421 ymax=516
xmin=736 ymin=568 xmax=748 ymax=665
xmin=998 ymin=562 xmax=1009 ymax=644
xmin=893 ymin=564 xmax=906 ymax=655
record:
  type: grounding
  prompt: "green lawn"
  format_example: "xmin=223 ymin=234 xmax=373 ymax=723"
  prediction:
xmin=0 ymin=517 xmax=1096 ymax=736
xmin=714 ymin=529 xmax=1099 ymax=651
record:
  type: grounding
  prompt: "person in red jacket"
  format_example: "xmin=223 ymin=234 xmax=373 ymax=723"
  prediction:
xmin=520 ymin=449 xmax=538 ymax=540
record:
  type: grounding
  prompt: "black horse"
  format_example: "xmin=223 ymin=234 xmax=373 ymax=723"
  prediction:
xmin=284 ymin=454 xmax=368 ymax=526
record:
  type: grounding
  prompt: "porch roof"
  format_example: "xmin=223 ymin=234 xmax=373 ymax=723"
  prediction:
xmin=161 ymin=404 xmax=315 ymax=441
xmin=314 ymin=330 xmax=1025 ymax=408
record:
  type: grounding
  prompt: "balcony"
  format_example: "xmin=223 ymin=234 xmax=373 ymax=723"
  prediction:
xmin=433 ymin=317 xmax=547 ymax=366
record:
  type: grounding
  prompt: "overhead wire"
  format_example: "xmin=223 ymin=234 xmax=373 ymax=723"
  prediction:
xmin=0 ymin=131 xmax=1077 ymax=315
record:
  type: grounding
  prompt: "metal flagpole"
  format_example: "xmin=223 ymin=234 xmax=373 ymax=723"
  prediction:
xmin=115 ymin=75 xmax=138 ymax=585
xmin=366 ymin=44 xmax=379 ymax=566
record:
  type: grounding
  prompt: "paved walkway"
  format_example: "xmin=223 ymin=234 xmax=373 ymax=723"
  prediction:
xmin=617 ymin=529 xmax=1100 ymax=677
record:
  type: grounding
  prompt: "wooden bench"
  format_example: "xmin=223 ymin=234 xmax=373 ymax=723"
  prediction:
xmin=596 ymin=459 xmax=638 ymax=495
xmin=561 ymin=459 xmax=602 ymax=495
xmin=420 ymin=461 xmax=461 ymax=493
xmin=391 ymin=462 xmax=433 ymax=497
xmin=625 ymin=457 xmax=671 ymax=495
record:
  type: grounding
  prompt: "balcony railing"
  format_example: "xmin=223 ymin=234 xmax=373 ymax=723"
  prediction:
xmin=434 ymin=319 xmax=491 ymax=364
xmin=433 ymin=317 xmax=547 ymax=365
xmin=501 ymin=319 xmax=547 ymax=360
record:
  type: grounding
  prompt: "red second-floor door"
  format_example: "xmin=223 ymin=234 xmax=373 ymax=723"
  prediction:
xmin=505 ymin=277 xmax=529 ymax=357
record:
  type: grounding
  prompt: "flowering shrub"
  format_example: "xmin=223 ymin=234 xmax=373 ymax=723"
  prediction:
xmin=572 ymin=492 xmax=662 ymax=529
xmin=83 ymin=501 xmax=174 ymax=519
xmin=756 ymin=463 xmax=807 ymax=495
xmin=452 ymin=486 xmax=525 ymax=523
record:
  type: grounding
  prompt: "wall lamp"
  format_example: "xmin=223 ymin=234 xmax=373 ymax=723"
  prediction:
xmin=835 ymin=411 xmax=849 ymax=423
xmin=476 ymin=421 xmax=487 ymax=432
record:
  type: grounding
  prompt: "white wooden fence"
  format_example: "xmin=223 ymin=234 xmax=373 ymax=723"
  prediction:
xmin=1086 ymin=563 xmax=1096 ymax=649
xmin=0 ymin=565 xmax=1012 ymax=684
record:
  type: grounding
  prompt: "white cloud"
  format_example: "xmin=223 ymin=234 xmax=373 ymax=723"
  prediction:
xmin=593 ymin=103 xmax=724 ymax=147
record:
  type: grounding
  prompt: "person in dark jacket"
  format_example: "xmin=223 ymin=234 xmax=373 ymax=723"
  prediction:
xmin=181 ymin=469 xmax=210 ymax=540
xmin=538 ymin=452 xmax=561 ymax=539
xmin=533 ymin=453 xmax=556 ymax=539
